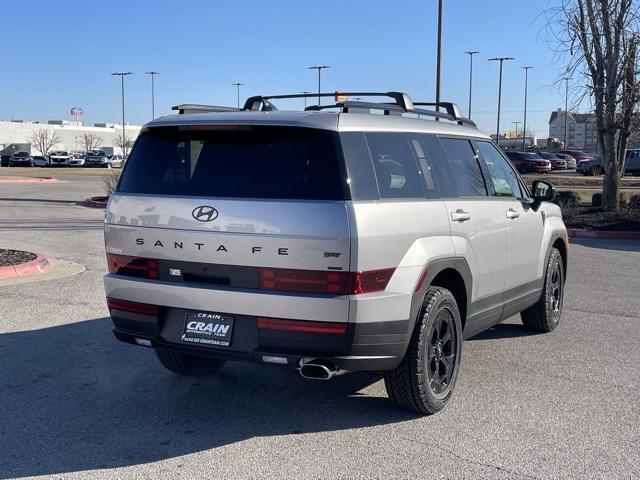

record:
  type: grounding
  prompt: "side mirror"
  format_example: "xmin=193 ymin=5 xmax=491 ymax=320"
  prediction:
xmin=531 ymin=180 xmax=555 ymax=205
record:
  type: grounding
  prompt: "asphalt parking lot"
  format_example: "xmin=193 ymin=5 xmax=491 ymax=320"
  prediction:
xmin=1 ymin=173 xmax=639 ymax=480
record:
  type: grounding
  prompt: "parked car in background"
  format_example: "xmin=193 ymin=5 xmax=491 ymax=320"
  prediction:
xmin=49 ymin=151 xmax=71 ymax=167
xmin=559 ymin=149 xmax=591 ymax=162
xmin=32 ymin=155 xmax=49 ymax=167
xmin=1 ymin=155 xmax=10 ymax=167
xmin=554 ymin=153 xmax=577 ymax=169
xmin=624 ymin=149 xmax=640 ymax=175
xmin=84 ymin=149 xmax=109 ymax=167
xmin=107 ymin=154 xmax=125 ymax=168
xmin=9 ymin=151 xmax=33 ymax=167
xmin=538 ymin=152 xmax=567 ymax=170
xmin=69 ymin=150 xmax=85 ymax=167
xmin=504 ymin=151 xmax=552 ymax=173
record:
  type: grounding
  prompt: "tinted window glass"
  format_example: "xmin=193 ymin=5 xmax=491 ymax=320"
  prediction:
xmin=339 ymin=132 xmax=380 ymax=200
xmin=475 ymin=141 xmax=522 ymax=198
xmin=118 ymin=126 xmax=348 ymax=200
xmin=413 ymin=133 xmax=458 ymax=197
xmin=439 ymin=138 xmax=487 ymax=196
xmin=364 ymin=133 xmax=426 ymax=198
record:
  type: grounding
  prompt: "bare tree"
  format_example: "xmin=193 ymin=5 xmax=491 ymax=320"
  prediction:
xmin=550 ymin=1 xmax=640 ymax=210
xmin=115 ymin=133 xmax=133 ymax=156
xmin=80 ymin=132 xmax=103 ymax=152
xmin=29 ymin=128 xmax=60 ymax=156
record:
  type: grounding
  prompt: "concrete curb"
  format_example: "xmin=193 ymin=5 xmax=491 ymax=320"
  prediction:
xmin=568 ymin=228 xmax=640 ymax=240
xmin=0 ymin=253 xmax=52 ymax=280
xmin=0 ymin=176 xmax=58 ymax=183
xmin=83 ymin=196 xmax=108 ymax=208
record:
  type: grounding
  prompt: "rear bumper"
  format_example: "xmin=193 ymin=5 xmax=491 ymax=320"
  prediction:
xmin=110 ymin=310 xmax=408 ymax=372
xmin=104 ymin=274 xmax=413 ymax=371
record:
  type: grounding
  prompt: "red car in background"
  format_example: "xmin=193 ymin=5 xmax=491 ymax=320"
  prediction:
xmin=558 ymin=149 xmax=592 ymax=162
xmin=504 ymin=151 xmax=552 ymax=174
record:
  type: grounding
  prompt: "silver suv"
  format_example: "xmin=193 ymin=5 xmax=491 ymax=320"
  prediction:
xmin=104 ymin=92 xmax=568 ymax=414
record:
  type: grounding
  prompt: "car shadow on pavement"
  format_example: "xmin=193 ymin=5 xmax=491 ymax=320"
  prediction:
xmin=469 ymin=321 xmax=538 ymax=341
xmin=0 ymin=317 xmax=419 ymax=478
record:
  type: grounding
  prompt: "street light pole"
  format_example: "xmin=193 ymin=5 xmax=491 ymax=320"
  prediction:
xmin=464 ymin=51 xmax=479 ymax=118
xmin=300 ymin=91 xmax=312 ymax=109
xmin=522 ymin=66 xmax=533 ymax=151
xmin=563 ymin=76 xmax=571 ymax=148
xmin=231 ymin=82 xmax=244 ymax=109
xmin=435 ymin=0 xmax=443 ymax=111
xmin=488 ymin=57 xmax=514 ymax=147
xmin=308 ymin=65 xmax=330 ymax=107
xmin=145 ymin=71 xmax=159 ymax=119
xmin=111 ymin=72 xmax=133 ymax=155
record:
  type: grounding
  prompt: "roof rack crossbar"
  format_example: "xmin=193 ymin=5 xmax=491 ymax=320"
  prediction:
xmin=242 ymin=91 xmax=413 ymax=112
xmin=172 ymin=104 xmax=240 ymax=114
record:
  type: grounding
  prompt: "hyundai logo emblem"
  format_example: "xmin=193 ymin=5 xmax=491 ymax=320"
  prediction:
xmin=192 ymin=205 xmax=219 ymax=222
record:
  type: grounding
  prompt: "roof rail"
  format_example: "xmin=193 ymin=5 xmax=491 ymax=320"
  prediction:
xmin=172 ymin=104 xmax=240 ymax=114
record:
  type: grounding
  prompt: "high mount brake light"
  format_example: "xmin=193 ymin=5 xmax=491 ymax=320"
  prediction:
xmin=106 ymin=253 xmax=158 ymax=279
xmin=258 ymin=267 xmax=395 ymax=295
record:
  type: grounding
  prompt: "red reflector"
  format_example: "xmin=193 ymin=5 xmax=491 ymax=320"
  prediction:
xmin=106 ymin=297 xmax=158 ymax=315
xmin=257 ymin=317 xmax=347 ymax=334
xmin=258 ymin=267 xmax=395 ymax=295
xmin=107 ymin=253 xmax=158 ymax=279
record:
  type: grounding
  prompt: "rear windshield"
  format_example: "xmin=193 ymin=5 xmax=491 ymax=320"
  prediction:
xmin=518 ymin=153 xmax=542 ymax=160
xmin=118 ymin=126 xmax=348 ymax=200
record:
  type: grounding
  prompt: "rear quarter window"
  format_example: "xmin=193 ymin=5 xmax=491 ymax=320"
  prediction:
xmin=118 ymin=126 xmax=349 ymax=200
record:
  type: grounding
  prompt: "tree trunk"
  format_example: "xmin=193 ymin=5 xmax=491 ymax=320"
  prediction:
xmin=602 ymin=131 xmax=620 ymax=210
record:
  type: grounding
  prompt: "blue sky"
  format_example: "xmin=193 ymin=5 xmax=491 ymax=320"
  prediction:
xmin=0 ymin=0 xmax=571 ymax=137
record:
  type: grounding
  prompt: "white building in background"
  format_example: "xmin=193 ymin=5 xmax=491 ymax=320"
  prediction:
xmin=548 ymin=109 xmax=598 ymax=152
xmin=0 ymin=119 xmax=142 ymax=155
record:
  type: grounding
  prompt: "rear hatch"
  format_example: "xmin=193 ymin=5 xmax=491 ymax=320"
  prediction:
xmin=105 ymin=125 xmax=352 ymax=287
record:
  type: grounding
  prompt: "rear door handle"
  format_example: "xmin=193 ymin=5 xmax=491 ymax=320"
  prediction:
xmin=451 ymin=209 xmax=471 ymax=222
xmin=506 ymin=208 xmax=520 ymax=219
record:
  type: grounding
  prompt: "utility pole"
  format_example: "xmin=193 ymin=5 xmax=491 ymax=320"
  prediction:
xmin=300 ymin=91 xmax=312 ymax=109
xmin=512 ymin=121 xmax=521 ymax=144
xmin=488 ymin=57 xmax=514 ymax=147
xmin=522 ymin=66 xmax=533 ymax=151
xmin=232 ymin=82 xmax=244 ymax=110
xmin=464 ymin=51 xmax=479 ymax=118
xmin=145 ymin=71 xmax=160 ymax=119
xmin=563 ymin=76 xmax=571 ymax=148
xmin=435 ymin=0 xmax=443 ymax=111
xmin=308 ymin=66 xmax=330 ymax=107
xmin=111 ymin=72 xmax=133 ymax=155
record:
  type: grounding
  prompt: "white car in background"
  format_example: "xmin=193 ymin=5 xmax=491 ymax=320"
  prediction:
xmin=107 ymin=154 xmax=125 ymax=168
xmin=69 ymin=150 xmax=85 ymax=167
xmin=49 ymin=150 xmax=71 ymax=166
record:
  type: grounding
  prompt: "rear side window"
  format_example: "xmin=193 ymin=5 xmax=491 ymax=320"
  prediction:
xmin=118 ymin=126 xmax=348 ymax=200
xmin=364 ymin=133 xmax=426 ymax=198
xmin=439 ymin=138 xmax=488 ymax=197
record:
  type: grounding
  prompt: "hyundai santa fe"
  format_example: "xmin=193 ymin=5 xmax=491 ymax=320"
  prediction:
xmin=104 ymin=91 xmax=568 ymax=414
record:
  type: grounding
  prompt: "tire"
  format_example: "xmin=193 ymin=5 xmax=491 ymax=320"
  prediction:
xmin=521 ymin=247 xmax=565 ymax=332
xmin=517 ymin=164 xmax=529 ymax=174
xmin=155 ymin=348 xmax=226 ymax=376
xmin=384 ymin=287 xmax=463 ymax=414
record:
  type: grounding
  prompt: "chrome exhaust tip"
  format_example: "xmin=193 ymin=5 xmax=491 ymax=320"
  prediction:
xmin=299 ymin=359 xmax=338 ymax=380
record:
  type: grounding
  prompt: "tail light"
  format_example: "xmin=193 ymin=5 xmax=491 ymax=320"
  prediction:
xmin=258 ymin=267 xmax=394 ymax=295
xmin=257 ymin=317 xmax=347 ymax=334
xmin=107 ymin=253 xmax=158 ymax=279
xmin=106 ymin=297 xmax=158 ymax=315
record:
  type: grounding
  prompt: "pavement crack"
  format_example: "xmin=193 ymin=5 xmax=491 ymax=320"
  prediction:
xmin=565 ymin=306 xmax=640 ymax=321
xmin=400 ymin=436 xmax=542 ymax=480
